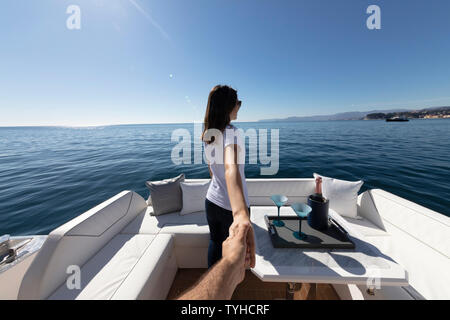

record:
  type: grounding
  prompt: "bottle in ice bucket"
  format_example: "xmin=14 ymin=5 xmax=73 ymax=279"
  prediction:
xmin=307 ymin=177 xmax=330 ymax=230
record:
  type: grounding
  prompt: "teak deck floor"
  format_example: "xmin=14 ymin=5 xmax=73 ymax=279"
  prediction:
xmin=167 ymin=268 xmax=340 ymax=300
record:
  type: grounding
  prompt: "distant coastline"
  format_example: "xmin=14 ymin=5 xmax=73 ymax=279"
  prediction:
xmin=364 ymin=107 xmax=450 ymax=120
xmin=260 ymin=106 xmax=450 ymax=122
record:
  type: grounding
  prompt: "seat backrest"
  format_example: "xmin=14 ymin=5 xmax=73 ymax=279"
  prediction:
xmin=18 ymin=191 xmax=147 ymax=300
xmin=184 ymin=178 xmax=316 ymax=206
xmin=246 ymin=178 xmax=315 ymax=205
xmin=358 ymin=189 xmax=450 ymax=300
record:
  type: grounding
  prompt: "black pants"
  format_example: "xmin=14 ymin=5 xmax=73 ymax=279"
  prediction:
xmin=205 ymin=198 xmax=250 ymax=268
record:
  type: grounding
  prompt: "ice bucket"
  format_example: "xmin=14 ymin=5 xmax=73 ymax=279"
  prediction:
xmin=307 ymin=195 xmax=329 ymax=230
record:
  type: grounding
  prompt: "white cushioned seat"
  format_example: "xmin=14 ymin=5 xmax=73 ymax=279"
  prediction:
xmin=18 ymin=191 xmax=149 ymax=300
xmin=48 ymin=234 xmax=177 ymax=300
xmin=160 ymin=224 xmax=210 ymax=247
xmin=120 ymin=207 xmax=208 ymax=235
xmin=160 ymin=224 xmax=210 ymax=268
xmin=343 ymin=216 xmax=389 ymax=237
xmin=369 ymin=189 xmax=449 ymax=257
xmin=368 ymin=189 xmax=450 ymax=300
xmin=120 ymin=208 xmax=210 ymax=268
xmin=336 ymin=189 xmax=450 ymax=300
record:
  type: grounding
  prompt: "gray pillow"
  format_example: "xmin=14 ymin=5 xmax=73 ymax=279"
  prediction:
xmin=145 ymin=174 xmax=185 ymax=216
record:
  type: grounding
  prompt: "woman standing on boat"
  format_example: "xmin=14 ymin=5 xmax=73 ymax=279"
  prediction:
xmin=202 ymin=85 xmax=255 ymax=269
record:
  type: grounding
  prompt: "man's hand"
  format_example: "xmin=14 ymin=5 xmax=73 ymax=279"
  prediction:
xmin=228 ymin=215 xmax=256 ymax=269
xmin=178 ymin=221 xmax=250 ymax=300
xmin=222 ymin=220 xmax=251 ymax=285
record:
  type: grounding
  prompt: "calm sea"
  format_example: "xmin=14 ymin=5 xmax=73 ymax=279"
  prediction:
xmin=0 ymin=120 xmax=449 ymax=236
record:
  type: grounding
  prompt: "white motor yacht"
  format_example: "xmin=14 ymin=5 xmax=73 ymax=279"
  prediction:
xmin=1 ymin=178 xmax=449 ymax=300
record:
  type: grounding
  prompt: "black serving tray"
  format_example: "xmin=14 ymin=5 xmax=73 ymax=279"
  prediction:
xmin=264 ymin=215 xmax=355 ymax=249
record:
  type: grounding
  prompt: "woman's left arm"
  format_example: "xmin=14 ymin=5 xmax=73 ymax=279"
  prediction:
xmin=224 ymin=144 xmax=256 ymax=268
xmin=208 ymin=164 xmax=213 ymax=178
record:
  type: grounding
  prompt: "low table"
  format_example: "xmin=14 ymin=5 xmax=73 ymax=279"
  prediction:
xmin=250 ymin=206 xmax=408 ymax=299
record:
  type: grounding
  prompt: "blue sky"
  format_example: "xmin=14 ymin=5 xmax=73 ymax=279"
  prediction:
xmin=1 ymin=0 xmax=450 ymax=126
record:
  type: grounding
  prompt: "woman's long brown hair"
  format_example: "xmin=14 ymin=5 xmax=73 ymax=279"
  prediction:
xmin=201 ymin=85 xmax=238 ymax=144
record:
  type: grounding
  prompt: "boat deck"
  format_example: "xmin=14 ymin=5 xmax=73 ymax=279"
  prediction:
xmin=167 ymin=269 xmax=340 ymax=300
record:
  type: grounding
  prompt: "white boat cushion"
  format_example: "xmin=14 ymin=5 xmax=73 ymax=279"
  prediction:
xmin=356 ymin=191 xmax=385 ymax=229
xmin=367 ymin=189 xmax=450 ymax=300
xmin=120 ymin=207 xmax=208 ymax=234
xmin=159 ymin=224 xmax=210 ymax=247
xmin=314 ymin=173 xmax=363 ymax=218
xmin=179 ymin=181 xmax=210 ymax=215
xmin=159 ymin=224 xmax=210 ymax=268
xmin=343 ymin=217 xmax=389 ymax=238
xmin=246 ymin=178 xmax=315 ymax=206
xmin=111 ymin=234 xmax=177 ymax=300
xmin=48 ymin=234 xmax=176 ymax=300
xmin=370 ymin=189 xmax=450 ymax=257
xmin=18 ymin=191 xmax=148 ymax=300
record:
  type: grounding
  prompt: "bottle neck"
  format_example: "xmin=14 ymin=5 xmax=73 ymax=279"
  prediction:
xmin=315 ymin=177 xmax=322 ymax=196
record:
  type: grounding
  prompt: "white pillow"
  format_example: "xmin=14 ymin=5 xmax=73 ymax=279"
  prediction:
xmin=179 ymin=181 xmax=211 ymax=215
xmin=313 ymin=173 xmax=363 ymax=218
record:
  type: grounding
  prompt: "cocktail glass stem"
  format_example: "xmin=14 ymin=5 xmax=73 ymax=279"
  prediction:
xmin=273 ymin=205 xmax=285 ymax=227
xmin=293 ymin=218 xmax=306 ymax=240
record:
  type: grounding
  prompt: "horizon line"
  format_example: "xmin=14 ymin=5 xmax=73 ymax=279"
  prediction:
xmin=1 ymin=105 xmax=448 ymax=128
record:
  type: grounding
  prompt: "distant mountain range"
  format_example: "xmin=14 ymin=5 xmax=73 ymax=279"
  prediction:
xmin=259 ymin=107 xmax=450 ymax=122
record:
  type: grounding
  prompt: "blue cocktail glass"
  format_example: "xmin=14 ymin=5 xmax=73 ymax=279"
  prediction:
xmin=271 ymin=195 xmax=288 ymax=227
xmin=291 ymin=203 xmax=312 ymax=240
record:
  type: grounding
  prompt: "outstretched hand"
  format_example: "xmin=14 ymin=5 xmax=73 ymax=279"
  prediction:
xmin=228 ymin=216 xmax=256 ymax=269
xmin=178 ymin=219 xmax=252 ymax=300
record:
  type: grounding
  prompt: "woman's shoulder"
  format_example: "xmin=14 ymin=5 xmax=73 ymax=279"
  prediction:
xmin=224 ymin=124 xmax=244 ymax=147
xmin=224 ymin=124 xmax=239 ymax=137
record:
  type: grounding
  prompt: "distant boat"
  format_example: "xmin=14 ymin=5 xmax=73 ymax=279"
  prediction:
xmin=386 ymin=116 xmax=409 ymax=122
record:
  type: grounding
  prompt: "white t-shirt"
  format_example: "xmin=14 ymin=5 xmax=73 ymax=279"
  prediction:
xmin=205 ymin=124 xmax=249 ymax=211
